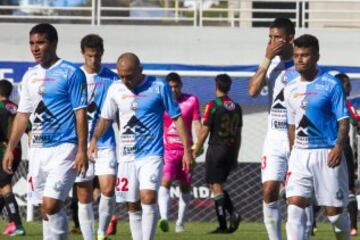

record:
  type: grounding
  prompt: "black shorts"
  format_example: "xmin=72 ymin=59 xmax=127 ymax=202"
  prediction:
xmin=0 ymin=148 xmax=21 ymax=187
xmin=205 ymin=144 xmax=237 ymax=184
xmin=343 ymin=141 xmax=355 ymax=190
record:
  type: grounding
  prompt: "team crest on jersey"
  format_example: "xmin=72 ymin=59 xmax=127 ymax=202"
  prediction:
xmin=38 ymin=85 xmax=45 ymax=95
xmin=5 ymin=103 xmax=17 ymax=114
xmin=224 ymin=101 xmax=235 ymax=111
xmin=300 ymin=99 xmax=307 ymax=110
xmin=53 ymin=180 xmax=64 ymax=192
xmin=336 ymin=189 xmax=344 ymax=200
xmin=150 ymin=173 xmax=158 ymax=183
xmin=109 ymin=159 xmax=117 ymax=169
xmin=130 ymin=101 xmax=138 ymax=110
xmin=281 ymin=74 xmax=288 ymax=84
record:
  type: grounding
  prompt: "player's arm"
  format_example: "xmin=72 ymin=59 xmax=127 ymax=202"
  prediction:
xmin=193 ymin=119 xmax=201 ymax=142
xmin=288 ymin=124 xmax=295 ymax=151
xmin=3 ymin=112 xmax=30 ymax=174
xmin=328 ymin=118 xmax=349 ymax=168
xmin=88 ymin=116 xmax=112 ymax=157
xmin=193 ymin=125 xmax=210 ymax=158
xmin=74 ymin=108 xmax=89 ymax=175
xmin=173 ymin=115 xmax=194 ymax=172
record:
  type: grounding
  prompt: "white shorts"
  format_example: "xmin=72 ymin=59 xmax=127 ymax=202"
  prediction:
xmin=286 ymin=148 xmax=349 ymax=207
xmin=28 ymin=143 xmax=77 ymax=205
xmin=115 ymin=156 xmax=163 ymax=203
xmin=95 ymin=148 xmax=118 ymax=176
xmin=75 ymin=161 xmax=95 ymax=183
xmin=261 ymin=135 xmax=289 ymax=183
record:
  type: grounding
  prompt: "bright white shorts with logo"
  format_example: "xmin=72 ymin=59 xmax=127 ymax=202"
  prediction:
xmin=261 ymin=134 xmax=290 ymax=183
xmin=75 ymin=161 xmax=95 ymax=183
xmin=28 ymin=143 xmax=77 ymax=205
xmin=115 ymin=156 xmax=163 ymax=203
xmin=286 ymin=148 xmax=349 ymax=207
xmin=94 ymin=148 xmax=118 ymax=176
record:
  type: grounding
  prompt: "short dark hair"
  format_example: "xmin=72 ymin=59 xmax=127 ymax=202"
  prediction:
xmin=0 ymin=79 xmax=13 ymax=98
xmin=215 ymin=74 xmax=232 ymax=93
xmin=166 ymin=72 xmax=182 ymax=85
xmin=294 ymin=34 xmax=319 ymax=53
xmin=270 ymin=18 xmax=295 ymax=36
xmin=30 ymin=23 xmax=58 ymax=43
xmin=335 ymin=73 xmax=349 ymax=82
xmin=81 ymin=34 xmax=104 ymax=54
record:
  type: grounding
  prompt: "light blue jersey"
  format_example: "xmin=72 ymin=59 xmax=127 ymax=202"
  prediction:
xmin=101 ymin=76 xmax=181 ymax=161
xmin=18 ymin=59 xmax=87 ymax=147
xmin=284 ymin=69 xmax=349 ymax=149
xmin=84 ymin=67 xmax=118 ymax=149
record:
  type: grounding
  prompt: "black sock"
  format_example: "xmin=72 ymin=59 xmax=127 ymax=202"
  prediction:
xmin=0 ymin=196 xmax=5 ymax=213
xmin=214 ymin=194 xmax=227 ymax=230
xmin=71 ymin=198 xmax=80 ymax=228
xmin=348 ymin=197 xmax=358 ymax=229
xmin=4 ymin=193 xmax=22 ymax=226
xmin=223 ymin=190 xmax=234 ymax=215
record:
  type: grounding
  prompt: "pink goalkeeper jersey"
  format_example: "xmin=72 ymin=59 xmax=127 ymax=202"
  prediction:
xmin=164 ymin=93 xmax=201 ymax=150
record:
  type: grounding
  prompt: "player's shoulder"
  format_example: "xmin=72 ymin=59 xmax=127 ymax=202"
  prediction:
xmin=183 ymin=93 xmax=199 ymax=101
xmin=101 ymin=67 xmax=119 ymax=80
xmin=59 ymin=59 xmax=80 ymax=72
xmin=319 ymin=71 xmax=340 ymax=86
xmin=4 ymin=100 xmax=17 ymax=114
xmin=108 ymin=80 xmax=127 ymax=93
xmin=147 ymin=75 xmax=166 ymax=87
xmin=22 ymin=64 xmax=41 ymax=81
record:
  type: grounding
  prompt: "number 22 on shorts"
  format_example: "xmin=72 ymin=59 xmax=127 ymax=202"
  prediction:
xmin=116 ymin=177 xmax=129 ymax=192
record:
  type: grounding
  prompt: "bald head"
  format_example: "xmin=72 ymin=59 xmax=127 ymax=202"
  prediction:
xmin=116 ymin=52 xmax=144 ymax=90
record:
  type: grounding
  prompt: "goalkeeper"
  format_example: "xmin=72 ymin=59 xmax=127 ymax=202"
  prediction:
xmin=158 ymin=72 xmax=202 ymax=233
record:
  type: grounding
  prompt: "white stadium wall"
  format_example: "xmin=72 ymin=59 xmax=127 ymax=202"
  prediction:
xmin=1 ymin=24 xmax=360 ymax=164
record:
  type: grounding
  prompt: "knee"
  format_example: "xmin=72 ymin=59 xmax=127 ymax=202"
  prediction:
xmin=128 ymin=201 xmax=141 ymax=212
xmin=101 ymin=187 xmax=114 ymax=197
xmin=263 ymin=184 xmax=280 ymax=203
xmin=140 ymin=190 xmax=157 ymax=204
xmin=42 ymin=201 xmax=61 ymax=216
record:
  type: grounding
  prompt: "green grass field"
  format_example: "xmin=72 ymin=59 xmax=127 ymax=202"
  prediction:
xmin=0 ymin=220 xmax=356 ymax=239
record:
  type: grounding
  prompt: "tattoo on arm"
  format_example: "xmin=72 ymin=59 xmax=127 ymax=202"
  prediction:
xmin=336 ymin=118 xmax=349 ymax=147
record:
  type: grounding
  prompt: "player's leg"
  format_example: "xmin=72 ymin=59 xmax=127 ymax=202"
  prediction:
xmin=76 ymin=180 xmax=95 ymax=240
xmin=315 ymin=149 xmax=350 ymax=240
xmin=210 ymin=183 xmax=229 ymax=233
xmin=42 ymin=143 xmax=78 ymax=239
xmin=128 ymin=201 xmax=143 ymax=240
xmin=95 ymin=149 xmax=117 ymax=238
xmin=285 ymin=149 xmax=313 ymax=240
xmin=304 ymin=204 xmax=314 ymax=239
xmin=176 ymin=183 xmax=191 ymax=233
xmin=139 ymin=156 xmax=163 ymax=239
xmin=70 ymin=187 xmax=81 ymax=234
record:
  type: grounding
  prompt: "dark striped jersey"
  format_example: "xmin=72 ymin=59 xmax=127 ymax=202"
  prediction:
xmin=203 ymin=96 xmax=242 ymax=146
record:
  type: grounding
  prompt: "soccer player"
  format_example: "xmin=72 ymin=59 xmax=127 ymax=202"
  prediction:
xmin=158 ymin=72 xmax=201 ymax=233
xmin=248 ymin=18 xmax=299 ymax=240
xmin=0 ymin=79 xmax=26 ymax=236
xmin=336 ymin=72 xmax=358 ymax=236
xmin=74 ymin=33 xmax=119 ymax=240
xmin=284 ymin=34 xmax=350 ymax=240
xmin=2 ymin=23 xmax=88 ymax=239
xmin=88 ymin=52 xmax=194 ymax=240
xmin=193 ymin=74 xmax=242 ymax=234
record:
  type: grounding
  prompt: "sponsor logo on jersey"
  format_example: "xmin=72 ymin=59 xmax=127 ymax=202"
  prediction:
xmin=336 ymin=189 xmax=344 ymax=200
xmin=296 ymin=115 xmax=321 ymax=137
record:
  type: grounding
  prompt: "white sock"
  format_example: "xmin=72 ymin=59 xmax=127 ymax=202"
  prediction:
xmin=328 ymin=212 xmax=351 ymax=240
xmin=177 ymin=192 xmax=191 ymax=225
xmin=304 ymin=206 xmax=313 ymax=240
xmin=98 ymin=194 xmax=115 ymax=236
xmin=141 ymin=203 xmax=158 ymax=240
xmin=263 ymin=201 xmax=282 ymax=240
xmin=78 ymin=202 xmax=95 ymax=240
xmin=286 ymin=204 xmax=306 ymax=240
xmin=158 ymin=186 xmax=169 ymax=220
xmin=129 ymin=211 xmax=143 ymax=240
xmin=47 ymin=209 xmax=68 ymax=240
xmin=43 ymin=219 xmax=52 ymax=240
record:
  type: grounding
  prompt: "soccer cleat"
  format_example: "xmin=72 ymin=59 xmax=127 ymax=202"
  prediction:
xmin=228 ymin=211 xmax=241 ymax=233
xmin=106 ymin=216 xmax=118 ymax=235
xmin=158 ymin=219 xmax=169 ymax=232
xmin=175 ymin=223 xmax=185 ymax=233
xmin=2 ymin=222 xmax=15 ymax=235
xmin=350 ymin=228 xmax=357 ymax=236
xmin=9 ymin=226 xmax=26 ymax=236
xmin=208 ymin=227 xmax=229 ymax=234
xmin=97 ymin=233 xmax=111 ymax=240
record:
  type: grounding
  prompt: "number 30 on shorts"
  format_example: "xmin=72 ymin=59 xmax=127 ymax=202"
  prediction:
xmin=116 ymin=177 xmax=129 ymax=192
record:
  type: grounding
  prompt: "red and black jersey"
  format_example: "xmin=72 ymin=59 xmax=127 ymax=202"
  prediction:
xmin=0 ymin=100 xmax=17 ymax=143
xmin=203 ymin=96 xmax=242 ymax=147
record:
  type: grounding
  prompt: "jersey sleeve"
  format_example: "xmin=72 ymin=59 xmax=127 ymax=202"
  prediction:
xmin=284 ymin=87 xmax=295 ymax=125
xmin=331 ymin=81 xmax=349 ymax=121
xmin=192 ymin=96 xmax=201 ymax=121
xmin=238 ymin=104 xmax=243 ymax=127
xmin=203 ymin=101 xmax=215 ymax=127
xmin=68 ymin=68 xmax=87 ymax=110
xmin=18 ymin=73 xmax=34 ymax=113
xmin=161 ymin=81 xmax=181 ymax=118
xmin=100 ymin=86 xmax=117 ymax=120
